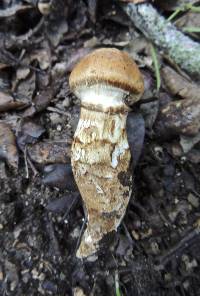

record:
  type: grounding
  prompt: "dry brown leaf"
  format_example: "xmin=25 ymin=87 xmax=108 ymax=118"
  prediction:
xmin=0 ymin=123 xmax=18 ymax=169
xmin=162 ymin=66 xmax=199 ymax=100
xmin=27 ymin=141 xmax=71 ymax=165
xmin=155 ymin=66 xmax=200 ymax=137
xmin=175 ymin=11 xmax=200 ymax=39
xmin=0 ymin=91 xmax=30 ymax=112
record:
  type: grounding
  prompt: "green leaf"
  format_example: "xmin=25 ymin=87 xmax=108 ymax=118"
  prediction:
xmin=185 ymin=4 xmax=200 ymax=12
xmin=115 ymin=271 xmax=121 ymax=296
xmin=150 ymin=44 xmax=161 ymax=92
xmin=167 ymin=4 xmax=200 ymax=22
xmin=167 ymin=8 xmax=182 ymax=22
xmin=183 ymin=26 xmax=200 ymax=33
xmin=116 ymin=287 xmax=121 ymax=296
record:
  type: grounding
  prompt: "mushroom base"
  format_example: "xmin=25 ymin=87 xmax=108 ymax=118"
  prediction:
xmin=71 ymin=107 xmax=132 ymax=258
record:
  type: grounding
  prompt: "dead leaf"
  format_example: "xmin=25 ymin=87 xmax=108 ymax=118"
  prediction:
xmin=140 ymin=100 xmax=159 ymax=130
xmin=15 ymin=71 xmax=36 ymax=100
xmin=43 ymin=163 xmax=77 ymax=191
xmin=155 ymin=97 xmax=200 ymax=136
xmin=187 ymin=149 xmax=200 ymax=164
xmin=27 ymin=141 xmax=71 ymax=164
xmin=22 ymin=88 xmax=53 ymax=117
xmin=46 ymin=20 xmax=68 ymax=48
xmin=162 ymin=66 xmax=199 ymax=100
xmin=126 ymin=112 xmax=145 ymax=169
xmin=17 ymin=120 xmax=45 ymax=150
xmin=0 ymin=91 xmax=30 ymax=112
xmin=65 ymin=48 xmax=92 ymax=73
xmin=30 ymin=49 xmax=51 ymax=70
xmin=176 ymin=11 xmax=200 ymax=29
xmin=46 ymin=193 xmax=79 ymax=214
xmin=155 ymin=66 xmax=200 ymax=137
xmin=175 ymin=11 xmax=200 ymax=39
xmin=0 ymin=123 xmax=18 ymax=169
xmin=180 ymin=133 xmax=200 ymax=153
xmin=88 ymin=0 xmax=98 ymax=23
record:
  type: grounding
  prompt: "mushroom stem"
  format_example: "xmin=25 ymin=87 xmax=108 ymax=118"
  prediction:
xmin=72 ymin=107 xmax=132 ymax=258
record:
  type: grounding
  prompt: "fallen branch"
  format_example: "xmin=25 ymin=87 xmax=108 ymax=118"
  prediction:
xmin=122 ymin=3 xmax=200 ymax=78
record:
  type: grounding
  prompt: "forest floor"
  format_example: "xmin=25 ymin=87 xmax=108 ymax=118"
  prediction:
xmin=0 ymin=1 xmax=200 ymax=295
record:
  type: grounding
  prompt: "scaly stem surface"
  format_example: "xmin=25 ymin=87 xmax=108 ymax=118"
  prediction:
xmin=71 ymin=107 xmax=132 ymax=258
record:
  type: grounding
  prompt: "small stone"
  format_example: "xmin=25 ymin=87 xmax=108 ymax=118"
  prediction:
xmin=182 ymin=254 xmax=198 ymax=271
xmin=38 ymin=273 xmax=45 ymax=281
xmin=73 ymin=287 xmax=87 ymax=296
xmin=42 ymin=280 xmax=57 ymax=293
xmin=57 ymin=124 xmax=62 ymax=132
xmin=171 ymin=142 xmax=183 ymax=157
xmin=0 ymin=162 xmax=7 ymax=179
xmin=5 ymin=260 xmax=19 ymax=291
xmin=14 ymin=227 xmax=22 ymax=239
xmin=150 ymin=241 xmax=160 ymax=255
xmin=0 ymin=271 xmax=3 ymax=280
xmin=63 ymin=97 xmax=70 ymax=108
xmin=60 ymin=272 xmax=66 ymax=281
xmin=16 ymin=67 xmax=30 ymax=80
xmin=21 ymin=271 xmax=31 ymax=284
xmin=70 ymin=226 xmax=80 ymax=239
xmin=140 ymin=228 xmax=152 ymax=239
xmin=49 ymin=113 xmax=63 ymax=125
xmin=164 ymin=273 xmax=171 ymax=282
xmin=194 ymin=218 xmax=200 ymax=228
xmin=131 ymin=230 xmax=139 ymax=240
xmin=175 ymin=198 xmax=179 ymax=204
xmin=84 ymin=36 xmax=98 ymax=48
xmin=187 ymin=193 xmax=199 ymax=208
xmin=183 ymin=280 xmax=190 ymax=290
xmin=31 ymin=268 xmax=39 ymax=279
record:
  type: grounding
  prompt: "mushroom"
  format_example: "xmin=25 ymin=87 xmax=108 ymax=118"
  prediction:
xmin=69 ymin=48 xmax=144 ymax=258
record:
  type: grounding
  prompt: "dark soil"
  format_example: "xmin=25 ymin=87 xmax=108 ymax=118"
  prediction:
xmin=0 ymin=1 xmax=200 ymax=295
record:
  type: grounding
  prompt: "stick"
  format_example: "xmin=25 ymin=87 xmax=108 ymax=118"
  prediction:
xmin=122 ymin=3 xmax=200 ymax=78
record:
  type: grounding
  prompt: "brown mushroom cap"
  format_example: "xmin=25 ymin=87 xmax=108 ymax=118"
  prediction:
xmin=69 ymin=48 xmax=144 ymax=104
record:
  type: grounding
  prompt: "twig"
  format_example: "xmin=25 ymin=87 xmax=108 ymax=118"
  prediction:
xmin=15 ymin=17 xmax=44 ymax=41
xmin=45 ymin=214 xmax=62 ymax=259
xmin=0 ymin=49 xmax=45 ymax=73
xmin=74 ymin=218 xmax=87 ymax=256
xmin=24 ymin=146 xmax=29 ymax=179
xmin=62 ymin=193 xmax=79 ymax=221
xmin=122 ymin=3 xmax=200 ymax=78
xmin=156 ymin=227 xmax=200 ymax=267
xmin=27 ymin=155 xmax=39 ymax=177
